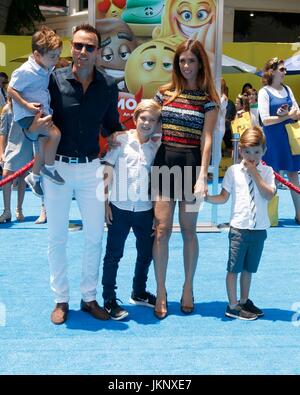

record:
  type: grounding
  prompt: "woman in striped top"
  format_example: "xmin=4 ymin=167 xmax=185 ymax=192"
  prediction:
xmin=152 ymin=39 xmax=219 ymax=319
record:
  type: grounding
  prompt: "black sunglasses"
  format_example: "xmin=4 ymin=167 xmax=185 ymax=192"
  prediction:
xmin=73 ymin=42 xmax=97 ymax=53
xmin=278 ymin=66 xmax=287 ymax=72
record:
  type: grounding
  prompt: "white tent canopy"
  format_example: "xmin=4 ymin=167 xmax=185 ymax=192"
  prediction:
xmin=283 ymin=53 xmax=300 ymax=75
xmin=222 ymin=54 xmax=257 ymax=74
xmin=256 ymin=53 xmax=300 ymax=76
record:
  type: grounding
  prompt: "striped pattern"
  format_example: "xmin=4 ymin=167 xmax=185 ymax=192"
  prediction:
xmin=248 ymin=176 xmax=256 ymax=228
xmin=155 ymin=89 xmax=216 ymax=147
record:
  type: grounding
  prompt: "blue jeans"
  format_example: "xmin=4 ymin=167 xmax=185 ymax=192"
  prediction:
xmin=102 ymin=203 xmax=154 ymax=301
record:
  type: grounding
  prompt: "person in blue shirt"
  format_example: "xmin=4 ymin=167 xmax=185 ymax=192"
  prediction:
xmin=8 ymin=27 xmax=64 ymax=197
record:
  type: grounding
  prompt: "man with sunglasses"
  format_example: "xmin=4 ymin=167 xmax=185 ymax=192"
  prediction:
xmin=33 ymin=23 xmax=123 ymax=325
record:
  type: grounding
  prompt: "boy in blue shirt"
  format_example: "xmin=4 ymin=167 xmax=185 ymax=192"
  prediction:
xmin=8 ymin=26 xmax=64 ymax=197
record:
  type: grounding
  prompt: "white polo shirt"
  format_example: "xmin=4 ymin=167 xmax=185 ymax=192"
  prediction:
xmin=9 ymin=56 xmax=53 ymax=122
xmin=103 ymin=133 xmax=161 ymax=212
xmin=222 ymin=161 xmax=275 ymax=230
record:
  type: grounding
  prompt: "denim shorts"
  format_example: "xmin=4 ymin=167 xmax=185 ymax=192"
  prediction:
xmin=17 ymin=116 xmax=46 ymax=141
xmin=17 ymin=116 xmax=35 ymax=130
xmin=227 ymin=227 xmax=267 ymax=273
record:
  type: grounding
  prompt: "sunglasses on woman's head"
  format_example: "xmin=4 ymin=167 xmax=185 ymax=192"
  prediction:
xmin=72 ymin=42 xmax=97 ymax=53
xmin=270 ymin=57 xmax=280 ymax=69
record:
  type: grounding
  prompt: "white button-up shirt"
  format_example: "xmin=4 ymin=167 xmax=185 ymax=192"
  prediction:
xmin=9 ymin=56 xmax=53 ymax=122
xmin=222 ymin=161 xmax=275 ymax=230
xmin=103 ymin=133 xmax=161 ymax=212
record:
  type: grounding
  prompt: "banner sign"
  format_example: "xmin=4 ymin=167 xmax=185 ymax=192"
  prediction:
xmin=90 ymin=0 xmax=224 ymax=130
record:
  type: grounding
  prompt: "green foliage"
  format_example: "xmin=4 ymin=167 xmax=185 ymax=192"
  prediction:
xmin=4 ymin=0 xmax=45 ymax=35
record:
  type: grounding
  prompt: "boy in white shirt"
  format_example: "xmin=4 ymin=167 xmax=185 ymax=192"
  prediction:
xmin=101 ymin=99 xmax=161 ymax=320
xmin=206 ymin=127 xmax=276 ymax=320
xmin=8 ymin=26 xmax=64 ymax=197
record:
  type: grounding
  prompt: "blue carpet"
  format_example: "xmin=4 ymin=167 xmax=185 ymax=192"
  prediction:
xmin=0 ymin=184 xmax=300 ymax=374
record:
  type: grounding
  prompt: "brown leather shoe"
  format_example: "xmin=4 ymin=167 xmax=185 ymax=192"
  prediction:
xmin=80 ymin=300 xmax=110 ymax=320
xmin=51 ymin=302 xmax=69 ymax=325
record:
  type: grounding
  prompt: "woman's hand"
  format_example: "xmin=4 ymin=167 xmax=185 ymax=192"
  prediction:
xmin=151 ymin=218 xmax=157 ymax=237
xmin=288 ymin=107 xmax=299 ymax=121
xmin=0 ymin=153 xmax=4 ymax=167
xmin=194 ymin=177 xmax=208 ymax=199
xmin=277 ymin=104 xmax=289 ymax=117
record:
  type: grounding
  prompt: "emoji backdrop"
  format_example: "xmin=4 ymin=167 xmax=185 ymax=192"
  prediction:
xmin=93 ymin=0 xmax=221 ymax=132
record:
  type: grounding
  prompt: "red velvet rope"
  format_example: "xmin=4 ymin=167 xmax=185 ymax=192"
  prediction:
xmin=261 ymin=161 xmax=300 ymax=194
xmin=0 ymin=159 xmax=34 ymax=187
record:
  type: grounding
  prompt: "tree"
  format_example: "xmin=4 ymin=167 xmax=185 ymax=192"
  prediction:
xmin=4 ymin=0 xmax=45 ymax=35
xmin=0 ymin=0 xmax=13 ymax=34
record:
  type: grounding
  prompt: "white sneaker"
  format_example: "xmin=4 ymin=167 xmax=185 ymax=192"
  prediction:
xmin=25 ymin=174 xmax=44 ymax=197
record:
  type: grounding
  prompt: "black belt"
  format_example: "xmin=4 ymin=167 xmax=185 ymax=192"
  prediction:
xmin=55 ymin=154 xmax=98 ymax=164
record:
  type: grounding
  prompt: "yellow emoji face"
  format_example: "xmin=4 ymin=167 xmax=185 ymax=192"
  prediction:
xmin=168 ymin=0 xmax=215 ymax=38
xmin=125 ymin=38 xmax=180 ymax=98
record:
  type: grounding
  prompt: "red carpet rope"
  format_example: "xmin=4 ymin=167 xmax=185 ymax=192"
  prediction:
xmin=261 ymin=161 xmax=300 ymax=194
xmin=0 ymin=159 xmax=34 ymax=187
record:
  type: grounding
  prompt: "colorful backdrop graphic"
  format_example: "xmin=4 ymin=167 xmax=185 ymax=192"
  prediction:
xmin=94 ymin=0 xmax=218 ymax=128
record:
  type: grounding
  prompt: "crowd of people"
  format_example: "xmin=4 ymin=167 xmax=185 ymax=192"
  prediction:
xmin=0 ymin=24 xmax=299 ymax=324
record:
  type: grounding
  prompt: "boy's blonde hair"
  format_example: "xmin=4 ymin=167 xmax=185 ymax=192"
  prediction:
xmin=133 ymin=99 xmax=161 ymax=122
xmin=239 ymin=126 xmax=266 ymax=149
xmin=32 ymin=26 xmax=62 ymax=55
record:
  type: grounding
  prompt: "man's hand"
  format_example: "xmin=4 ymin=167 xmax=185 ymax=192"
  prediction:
xmin=106 ymin=131 xmax=126 ymax=150
xmin=29 ymin=112 xmax=53 ymax=133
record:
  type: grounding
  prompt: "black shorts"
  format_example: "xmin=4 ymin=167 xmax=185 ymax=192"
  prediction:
xmin=151 ymin=143 xmax=201 ymax=201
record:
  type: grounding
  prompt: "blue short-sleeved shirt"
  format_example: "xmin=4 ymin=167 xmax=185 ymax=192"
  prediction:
xmin=9 ymin=56 xmax=53 ymax=122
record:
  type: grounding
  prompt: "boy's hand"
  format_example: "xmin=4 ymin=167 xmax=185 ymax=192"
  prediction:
xmin=26 ymin=102 xmax=42 ymax=114
xmin=243 ymin=159 xmax=258 ymax=176
xmin=105 ymin=201 xmax=113 ymax=225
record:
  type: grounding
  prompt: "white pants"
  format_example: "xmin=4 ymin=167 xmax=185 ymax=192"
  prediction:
xmin=43 ymin=159 xmax=105 ymax=303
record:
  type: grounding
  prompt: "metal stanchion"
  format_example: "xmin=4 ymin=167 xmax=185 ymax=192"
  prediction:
xmin=232 ymin=132 xmax=240 ymax=165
